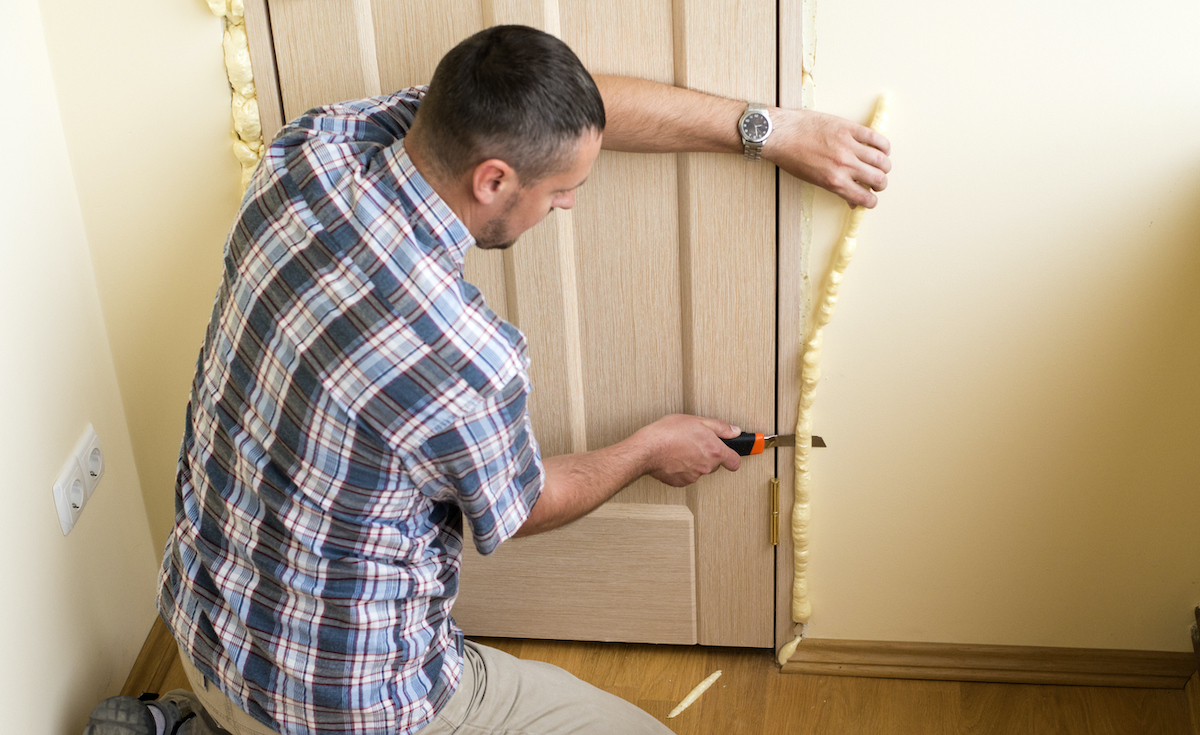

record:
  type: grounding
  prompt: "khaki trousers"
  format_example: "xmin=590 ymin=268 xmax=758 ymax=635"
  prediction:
xmin=179 ymin=641 xmax=671 ymax=735
xmin=178 ymin=649 xmax=276 ymax=735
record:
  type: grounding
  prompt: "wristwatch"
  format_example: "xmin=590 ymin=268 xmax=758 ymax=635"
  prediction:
xmin=738 ymin=102 xmax=773 ymax=160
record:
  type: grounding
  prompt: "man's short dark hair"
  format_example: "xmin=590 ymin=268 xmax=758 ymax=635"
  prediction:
xmin=410 ymin=25 xmax=606 ymax=184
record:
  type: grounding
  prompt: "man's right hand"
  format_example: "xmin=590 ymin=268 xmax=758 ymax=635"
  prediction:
xmin=633 ymin=414 xmax=743 ymax=487
xmin=518 ymin=413 xmax=744 ymax=537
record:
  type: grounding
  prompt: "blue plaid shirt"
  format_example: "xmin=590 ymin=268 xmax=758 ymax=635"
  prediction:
xmin=157 ymin=87 xmax=544 ymax=735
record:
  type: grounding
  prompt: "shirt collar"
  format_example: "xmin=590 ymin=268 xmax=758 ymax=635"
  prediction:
xmin=391 ymin=143 xmax=476 ymax=269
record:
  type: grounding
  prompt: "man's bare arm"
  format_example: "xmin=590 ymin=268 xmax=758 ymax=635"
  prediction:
xmin=515 ymin=414 xmax=741 ymax=537
xmin=592 ymin=74 xmax=892 ymax=209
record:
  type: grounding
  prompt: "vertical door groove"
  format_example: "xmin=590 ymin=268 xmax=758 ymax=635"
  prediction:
xmin=244 ymin=0 xmax=285 ymax=140
xmin=352 ymin=0 xmax=382 ymax=96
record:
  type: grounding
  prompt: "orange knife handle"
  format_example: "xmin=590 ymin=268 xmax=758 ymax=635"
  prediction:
xmin=721 ymin=431 xmax=765 ymax=456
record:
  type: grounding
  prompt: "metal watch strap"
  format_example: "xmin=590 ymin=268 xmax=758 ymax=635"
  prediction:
xmin=742 ymin=102 xmax=769 ymax=161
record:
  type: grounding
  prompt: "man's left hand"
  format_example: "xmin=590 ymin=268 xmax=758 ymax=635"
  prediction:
xmin=764 ymin=108 xmax=892 ymax=209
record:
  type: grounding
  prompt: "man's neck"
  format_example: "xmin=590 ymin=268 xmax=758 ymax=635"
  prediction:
xmin=404 ymin=138 xmax=480 ymax=234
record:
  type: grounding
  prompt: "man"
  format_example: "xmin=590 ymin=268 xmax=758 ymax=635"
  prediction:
xmin=88 ymin=24 xmax=889 ymax=735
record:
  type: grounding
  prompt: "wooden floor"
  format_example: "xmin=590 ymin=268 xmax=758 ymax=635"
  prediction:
xmin=127 ymin=621 xmax=1198 ymax=734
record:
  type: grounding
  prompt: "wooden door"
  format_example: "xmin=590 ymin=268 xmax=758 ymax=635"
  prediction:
xmin=249 ymin=0 xmax=777 ymax=648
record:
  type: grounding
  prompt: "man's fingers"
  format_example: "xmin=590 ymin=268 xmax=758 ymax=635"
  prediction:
xmin=852 ymin=125 xmax=891 ymax=155
xmin=836 ymin=156 xmax=887 ymax=208
xmin=856 ymin=143 xmax=892 ymax=174
xmin=700 ymin=417 xmax=740 ymax=439
xmin=857 ymin=164 xmax=888 ymax=193
xmin=843 ymin=181 xmax=878 ymax=209
xmin=695 ymin=417 xmax=741 ymax=473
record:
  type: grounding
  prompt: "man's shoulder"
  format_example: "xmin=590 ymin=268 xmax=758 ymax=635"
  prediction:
xmin=387 ymin=256 xmax=530 ymax=404
xmin=443 ymin=277 xmax=530 ymax=397
xmin=315 ymin=267 xmax=529 ymax=454
xmin=213 ymin=84 xmax=531 ymax=440
xmin=273 ymin=86 xmax=429 ymax=151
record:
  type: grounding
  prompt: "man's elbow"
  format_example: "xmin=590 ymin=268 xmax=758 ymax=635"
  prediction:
xmin=513 ymin=492 xmax=556 ymax=538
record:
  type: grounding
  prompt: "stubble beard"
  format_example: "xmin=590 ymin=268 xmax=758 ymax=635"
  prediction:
xmin=476 ymin=192 xmax=521 ymax=251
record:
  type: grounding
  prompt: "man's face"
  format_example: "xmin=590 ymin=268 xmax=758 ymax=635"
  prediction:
xmin=475 ymin=130 xmax=602 ymax=250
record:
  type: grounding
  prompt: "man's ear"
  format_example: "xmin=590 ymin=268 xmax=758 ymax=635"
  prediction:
xmin=471 ymin=159 xmax=519 ymax=206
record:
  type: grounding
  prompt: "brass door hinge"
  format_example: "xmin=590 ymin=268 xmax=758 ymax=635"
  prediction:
xmin=770 ymin=478 xmax=780 ymax=546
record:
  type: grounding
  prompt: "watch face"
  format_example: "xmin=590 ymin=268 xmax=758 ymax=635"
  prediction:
xmin=741 ymin=112 xmax=770 ymax=142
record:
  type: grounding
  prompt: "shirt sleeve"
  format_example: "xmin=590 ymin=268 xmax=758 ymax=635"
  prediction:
xmin=404 ymin=372 xmax=544 ymax=555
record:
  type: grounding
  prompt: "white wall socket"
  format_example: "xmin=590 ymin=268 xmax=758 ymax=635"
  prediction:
xmin=52 ymin=424 xmax=105 ymax=535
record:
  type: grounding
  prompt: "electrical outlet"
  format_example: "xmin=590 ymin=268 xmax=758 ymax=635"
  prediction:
xmin=52 ymin=454 xmax=86 ymax=535
xmin=80 ymin=424 xmax=104 ymax=497
xmin=52 ymin=424 xmax=104 ymax=535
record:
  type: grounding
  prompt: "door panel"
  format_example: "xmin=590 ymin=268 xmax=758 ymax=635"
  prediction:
xmin=372 ymin=2 xmax=484 ymax=93
xmin=269 ymin=0 xmax=374 ymax=115
xmin=455 ymin=503 xmax=697 ymax=644
xmin=571 ymin=151 xmax=686 ymax=508
xmin=259 ymin=0 xmax=776 ymax=647
xmin=679 ymin=153 xmax=776 ymax=646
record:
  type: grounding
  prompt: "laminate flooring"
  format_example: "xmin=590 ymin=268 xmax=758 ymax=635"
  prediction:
xmin=125 ymin=620 xmax=1197 ymax=734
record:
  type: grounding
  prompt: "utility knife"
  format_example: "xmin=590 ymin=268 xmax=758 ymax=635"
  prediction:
xmin=721 ymin=432 xmax=826 ymax=456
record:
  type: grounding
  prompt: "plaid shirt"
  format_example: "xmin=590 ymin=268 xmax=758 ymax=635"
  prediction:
xmin=157 ymin=87 xmax=544 ymax=735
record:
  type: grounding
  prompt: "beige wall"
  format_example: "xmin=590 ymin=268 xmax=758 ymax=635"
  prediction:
xmin=18 ymin=0 xmax=1197 ymax=687
xmin=38 ymin=0 xmax=244 ymax=552
xmin=0 ymin=3 xmax=161 ymax=732
xmin=800 ymin=0 xmax=1200 ymax=651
